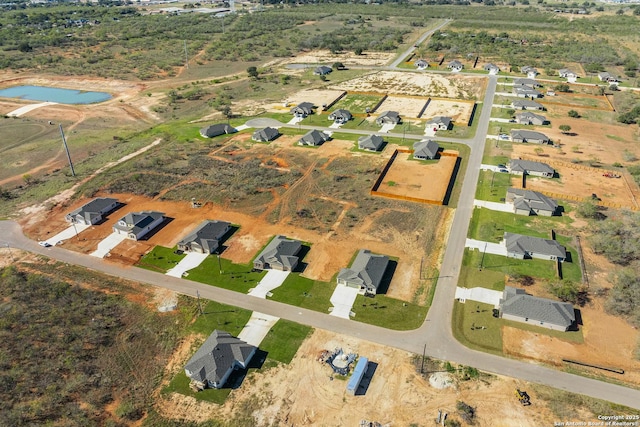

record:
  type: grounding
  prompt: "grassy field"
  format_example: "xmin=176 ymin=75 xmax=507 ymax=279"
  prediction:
xmin=475 ymin=170 xmax=512 ymax=202
xmin=269 ymin=273 xmax=335 ymax=313
xmin=186 ymin=257 xmax=267 ymax=294
xmin=137 ymin=245 xmax=186 ymax=273
xmin=330 ymin=94 xmax=385 ymax=114
xmin=468 ymin=207 xmax=573 ymax=242
xmin=352 ymin=295 xmax=428 ymax=330
xmin=452 ymin=301 xmax=503 ymax=355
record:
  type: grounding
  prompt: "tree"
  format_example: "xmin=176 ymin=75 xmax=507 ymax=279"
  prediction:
xmin=332 ymin=62 xmax=345 ymax=70
xmin=559 ymin=124 xmax=572 ymax=134
xmin=534 ymin=147 xmax=544 ymax=156
xmin=456 ymin=401 xmax=476 ymax=424
xmin=246 ymin=66 xmax=259 ymax=79
xmin=568 ymin=110 xmax=580 ymax=118
xmin=590 ymin=211 xmax=640 ymax=265
xmin=606 ymin=266 xmax=640 ymax=326
xmin=576 ymin=201 xmax=605 ymax=220
xmin=354 ymin=47 xmax=363 ymax=55
xmin=555 ymin=83 xmax=571 ymax=93
xmin=547 ymin=279 xmax=588 ymax=306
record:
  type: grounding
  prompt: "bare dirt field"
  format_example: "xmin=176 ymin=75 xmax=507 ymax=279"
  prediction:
xmin=281 ymin=50 xmax=395 ymax=67
xmin=424 ymin=98 xmax=476 ymax=124
xmin=375 ymin=95 xmax=429 ymax=119
xmin=376 ymin=151 xmax=458 ymax=204
xmin=510 ymin=147 xmax=640 ymax=209
xmin=283 ymin=88 xmax=346 ymax=109
xmin=331 ymin=71 xmax=485 ymax=99
xmin=157 ymin=329 xmax=558 ymax=427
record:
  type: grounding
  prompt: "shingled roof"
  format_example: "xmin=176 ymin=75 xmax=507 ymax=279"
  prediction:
xmin=253 ymin=235 xmax=302 ymax=271
xmin=504 ymin=232 xmax=567 ymax=260
xmin=500 ymin=287 xmax=575 ymax=330
xmin=506 ymin=188 xmax=559 ymax=214
xmin=337 ymin=249 xmax=389 ymax=294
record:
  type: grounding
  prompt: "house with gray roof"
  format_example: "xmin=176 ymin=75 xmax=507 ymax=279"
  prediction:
xmin=376 ymin=111 xmax=401 ymax=125
xmin=413 ymin=139 xmax=440 ymax=160
xmin=337 ymin=249 xmax=390 ymax=295
xmin=515 ymin=111 xmax=547 ymax=125
xmin=598 ymin=71 xmax=619 ymax=84
xmin=484 ymin=63 xmax=500 ymax=74
xmin=290 ymin=102 xmax=315 ymax=118
xmin=65 ymin=197 xmax=119 ymax=225
xmin=299 ymin=129 xmax=330 ymax=146
xmin=511 ymin=99 xmax=545 ymax=111
xmin=558 ymin=68 xmax=578 ymax=82
xmin=358 ymin=135 xmax=385 ymax=152
xmin=252 ymin=127 xmax=279 ymax=142
xmin=447 ymin=60 xmax=463 ymax=72
xmin=112 ymin=211 xmax=165 ymax=241
xmin=200 ymin=123 xmax=236 ymax=138
xmin=508 ymin=159 xmax=555 ymax=177
xmin=425 ymin=116 xmax=452 ymax=131
xmin=415 ymin=59 xmax=429 ymax=70
xmin=514 ymin=78 xmax=541 ymax=88
xmin=184 ymin=330 xmax=257 ymax=390
xmin=499 ymin=287 xmax=575 ymax=331
xmin=253 ymin=235 xmax=302 ymax=271
xmin=313 ymin=65 xmax=332 ymax=76
xmin=513 ymin=85 xmax=542 ymax=98
xmin=177 ymin=220 xmax=231 ymax=254
xmin=504 ymin=232 xmax=567 ymax=261
xmin=510 ymin=129 xmax=551 ymax=144
xmin=328 ymin=109 xmax=352 ymax=124
xmin=506 ymin=188 xmax=560 ymax=216
xmin=520 ymin=66 xmax=538 ymax=79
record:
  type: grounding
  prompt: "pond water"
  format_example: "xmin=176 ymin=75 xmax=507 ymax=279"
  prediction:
xmin=0 ymin=85 xmax=112 ymax=104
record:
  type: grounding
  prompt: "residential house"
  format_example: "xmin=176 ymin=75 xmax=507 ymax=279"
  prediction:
xmin=184 ymin=330 xmax=257 ymax=390
xmin=510 ymin=130 xmax=551 ymax=144
xmin=253 ymin=235 xmax=302 ymax=271
xmin=299 ymin=129 xmax=330 ymax=146
xmin=513 ymin=78 xmax=541 ymax=88
xmin=484 ymin=63 xmax=500 ymax=74
xmin=65 ymin=197 xmax=119 ymax=225
xmin=252 ymin=127 xmax=279 ymax=142
xmin=598 ymin=72 xmax=619 ymax=84
xmin=425 ymin=116 xmax=452 ymax=131
xmin=511 ymin=99 xmax=545 ymax=111
xmin=513 ymin=85 xmax=542 ymax=98
xmin=358 ymin=135 xmax=385 ymax=152
xmin=413 ymin=139 xmax=440 ymax=160
xmin=447 ymin=60 xmax=464 ymax=72
xmin=558 ymin=68 xmax=578 ymax=82
xmin=177 ymin=220 xmax=231 ymax=254
xmin=313 ymin=65 xmax=332 ymax=76
xmin=375 ymin=111 xmax=401 ymax=125
xmin=328 ymin=109 xmax=352 ymax=124
xmin=508 ymin=159 xmax=555 ymax=177
xmin=290 ymin=102 xmax=315 ymax=118
xmin=499 ymin=287 xmax=575 ymax=331
xmin=112 ymin=211 xmax=165 ymax=241
xmin=506 ymin=188 xmax=560 ymax=216
xmin=515 ymin=111 xmax=547 ymax=125
xmin=200 ymin=123 xmax=236 ymax=138
xmin=415 ymin=59 xmax=429 ymax=70
xmin=504 ymin=232 xmax=567 ymax=261
xmin=336 ymin=249 xmax=390 ymax=295
xmin=520 ymin=66 xmax=538 ymax=79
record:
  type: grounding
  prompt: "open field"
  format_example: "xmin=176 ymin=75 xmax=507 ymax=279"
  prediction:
xmin=328 ymin=93 xmax=385 ymax=114
xmin=280 ymin=49 xmax=396 ymax=67
xmin=331 ymin=71 xmax=485 ymax=99
xmin=284 ymin=88 xmax=346 ymax=109
xmin=424 ymin=98 xmax=476 ymax=124
xmin=376 ymin=95 xmax=428 ymax=118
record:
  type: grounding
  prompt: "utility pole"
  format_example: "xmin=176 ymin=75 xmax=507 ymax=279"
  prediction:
xmin=420 ymin=343 xmax=427 ymax=374
xmin=217 ymin=252 xmax=222 ymax=275
xmin=183 ymin=40 xmax=189 ymax=69
xmin=59 ymin=125 xmax=76 ymax=177
xmin=5 ymin=243 xmax=14 ymax=263
xmin=196 ymin=290 xmax=203 ymax=315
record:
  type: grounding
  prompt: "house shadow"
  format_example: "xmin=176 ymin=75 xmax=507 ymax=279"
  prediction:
xmin=139 ymin=217 xmax=173 ymax=241
xmin=224 ymin=349 xmax=267 ymax=390
xmin=293 ymin=245 xmax=312 ymax=273
xmin=571 ymin=308 xmax=583 ymax=330
xmin=216 ymin=225 xmax=240 ymax=255
xmin=374 ymin=260 xmax=398 ymax=295
xmin=354 ymin=361 xmax=378 ymax=396
xmin=442 ymin=157 xmax=462 ymax=206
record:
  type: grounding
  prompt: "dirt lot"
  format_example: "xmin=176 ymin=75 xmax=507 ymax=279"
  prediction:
xmin=280 ymin=50 xmax=395 ymax=67
xmin=376 ymin=95 xmax=429 ymax=119
xmin=424 ymin=99 xmax=476 ymax=124
xmin=331 ymin=71 xmax=485 ymax=99
xmin=376 ymin=151 xmax=458 ymax=204
xmin=157 ymin=329 xmax=558 ymax=426
xmin=283 ymin=88 xmax=346 ymax=110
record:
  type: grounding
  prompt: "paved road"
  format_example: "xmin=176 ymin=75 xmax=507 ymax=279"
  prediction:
xmin=388 ymin=19 xmax=452 ymax=69
xmin=3 ymin=75 xmax=640 ymax=409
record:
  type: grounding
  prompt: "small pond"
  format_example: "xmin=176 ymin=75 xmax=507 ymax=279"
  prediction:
xmin=0 ymin=85 xmax=112 ymax=104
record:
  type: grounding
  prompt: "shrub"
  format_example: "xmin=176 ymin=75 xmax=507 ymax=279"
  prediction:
xmin=568 ymin=110 xmax=579 ymax=118
xmin=456 ymin=401 xmax=476 ymax=424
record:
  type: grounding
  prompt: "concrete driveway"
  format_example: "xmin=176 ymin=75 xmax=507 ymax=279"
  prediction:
xmin=329 ymin=285 xmax=360 ymax=319
xmin=44 ymin=224 xmax=90 ymax=246
xmin=473 ymin=200 xmax=513 ymax=213
xmin=166 ymin=252 xmax=209 ymax=278
xmin=90 ymin=232 xmax=127 ymax=258
xmin=248 ymin=270 xmax=290 ymax=299
xmin=455 ymin=287 xmax=503 ymax=307
xmin=379 ymin=123 xmax=396 ymax=133
xmin=238 ymin=312 xmax=280 ymax=347
xmin=465 ymin=238 xmax=507 ymax=256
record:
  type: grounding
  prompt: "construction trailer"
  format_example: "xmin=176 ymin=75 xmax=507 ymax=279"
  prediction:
xmin=346 ymin=357 xmax=368 ymax=396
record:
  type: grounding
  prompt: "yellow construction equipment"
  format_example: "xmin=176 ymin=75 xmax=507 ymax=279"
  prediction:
xmin=515 ymin=389 xmax=531 ymax=406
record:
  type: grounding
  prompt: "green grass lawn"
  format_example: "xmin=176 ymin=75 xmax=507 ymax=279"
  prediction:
xmin=459 ymin=249 xmax=506 ymax=290
xmin=468 ymin=207 xmax=573 ymax=242
xmin=452 ymin=301 xmax=504 ymax=355
xmin=269 ymin=273 xmax=335 ymax=313
xmin=137 ymin=245 xmax=186 ymax=273
xmin=259 ymin=319 xmax=313 ymax=364
xmin=475 ymin=170 xmax=512 ymax=202
xmin=331 ymin=94 xmax=385 ymax=114
xmin=186 ymin=257 xmax=266 ymax=293
xmin=351 ymin=295 xmax=427 ymax=330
